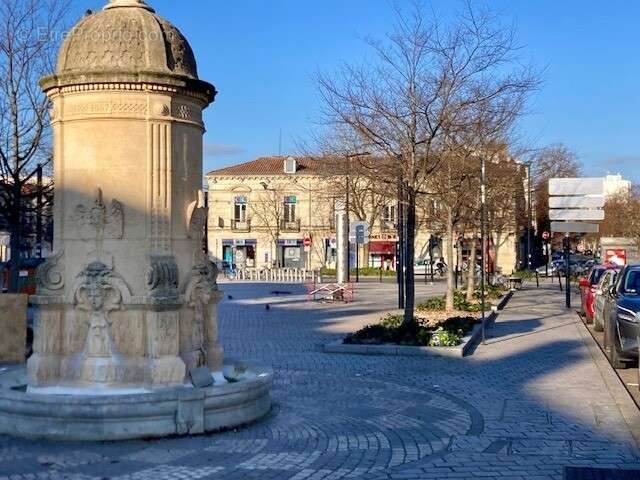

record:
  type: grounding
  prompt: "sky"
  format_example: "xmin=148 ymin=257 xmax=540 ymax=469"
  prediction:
xmin=80 ymin=0 xmax=640 ymax=182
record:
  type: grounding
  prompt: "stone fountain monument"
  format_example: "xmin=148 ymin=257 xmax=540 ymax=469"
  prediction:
xmin=0 ymin=0 xmax=272 ymax=441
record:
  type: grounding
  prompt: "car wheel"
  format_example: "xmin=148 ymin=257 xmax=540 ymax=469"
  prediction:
xmin=609 ymin=333 xmax=629 ymax=369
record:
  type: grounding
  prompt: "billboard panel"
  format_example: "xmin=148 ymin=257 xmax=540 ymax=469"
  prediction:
xmin=549 ymin=209 xmax=605 ymax=221
xmin=549 ymin=178 xmax=604 ymax=196
xmin=548 ymin=196 xmax=605 ymax=209
xmin=550 ymin=222 xmax=599 ymax=233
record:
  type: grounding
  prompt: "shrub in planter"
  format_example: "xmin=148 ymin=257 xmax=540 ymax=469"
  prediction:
xmin=430 ymin=327 xmax=462 ymax=347
xmin=417 ymin=296 xmax=446 ymax=311
xmin=343 ymin=314 xmax=475 ymax=348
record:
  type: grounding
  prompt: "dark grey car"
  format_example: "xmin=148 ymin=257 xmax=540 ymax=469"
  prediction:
xmin=605 ymin=265 xmax=640 ymax=368
xmin=594 ymin=268 xmax=619 ymax=333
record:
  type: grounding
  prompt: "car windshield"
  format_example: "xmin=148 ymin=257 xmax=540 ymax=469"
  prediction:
xmin=622 ymin=269 xmax=640 ymax=295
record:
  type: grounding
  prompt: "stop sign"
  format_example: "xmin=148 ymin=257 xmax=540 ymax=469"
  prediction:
xmin=303 ymin=236 xmax=312 ymax=247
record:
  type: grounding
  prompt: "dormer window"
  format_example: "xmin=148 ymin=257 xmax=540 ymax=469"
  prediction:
xmin=284 ymin=156 xmax=297 ymax=174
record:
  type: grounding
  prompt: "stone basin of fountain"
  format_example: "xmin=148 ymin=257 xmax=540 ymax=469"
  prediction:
xmin=0 ymin=361 xmax=272 ymax=441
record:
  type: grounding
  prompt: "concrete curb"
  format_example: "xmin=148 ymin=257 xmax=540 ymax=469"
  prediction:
xmin=575 ymin=315 xmax=640 ymax=451
xmin=323 ymin=290 xmax=514 ymax=358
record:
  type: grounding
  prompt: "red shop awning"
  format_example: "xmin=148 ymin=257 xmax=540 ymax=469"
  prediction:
xmin=369 ymin=241 xmax=396 ymax=255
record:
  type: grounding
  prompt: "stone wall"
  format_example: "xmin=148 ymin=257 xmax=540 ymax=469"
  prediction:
xmin=0 ymin=294 xmax=28 ymax=364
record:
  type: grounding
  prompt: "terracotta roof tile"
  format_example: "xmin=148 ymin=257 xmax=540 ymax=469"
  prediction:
xmin=207 ymin=156 xmax=329 ymax=176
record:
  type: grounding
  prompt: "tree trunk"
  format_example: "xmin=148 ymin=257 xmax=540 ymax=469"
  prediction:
xmin=466 ymin=236 xmax=477 ymax=302
xmin=403 ymin=186 xmax=416 ymax=325
xmin=494 ymin=232 xmax=502 ymax=278
xmin=397 ymin=180 xmax=405 ymax=310
xmin=445 ymin=207 xmax=455 ymax=312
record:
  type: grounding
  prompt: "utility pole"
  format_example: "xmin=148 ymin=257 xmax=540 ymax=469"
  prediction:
xmin=345 ymin=155 xmax=351 ymax=283
xmin=480 ymin=157 xmax=487 ymax=344
xmin=526 ymin=163 xmax=532 ymax=271
xmin=564 ymin=233 xmax=571 ymax=309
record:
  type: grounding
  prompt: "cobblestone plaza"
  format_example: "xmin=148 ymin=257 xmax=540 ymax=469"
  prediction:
xmin=1 ymin=282 xmax=639 ymax=479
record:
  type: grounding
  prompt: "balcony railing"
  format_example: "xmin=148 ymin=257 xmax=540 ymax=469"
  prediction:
xmin=231 ymin=219 xmax=251 ymax=232
xmin=280 ymin=219 xmax=301 ymax=232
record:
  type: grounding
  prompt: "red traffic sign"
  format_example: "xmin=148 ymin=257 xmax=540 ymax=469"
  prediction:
xmin=303 ymin=236 xmax=312 ymax=247
xmin=542 ymin=231 xmax=550 ymax=240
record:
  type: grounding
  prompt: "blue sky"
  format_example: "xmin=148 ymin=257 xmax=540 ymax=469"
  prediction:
xmin=81 ymin=0 xmax=640 ymax=182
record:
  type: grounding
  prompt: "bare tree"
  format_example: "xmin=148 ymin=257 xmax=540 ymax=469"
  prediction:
xmin=0 ymin=0 xmax=69 ymax=291
xmin=531 ymin=144 xmax=582 ymax=235
xmin=600 ymin=185 xmax=640 ymax=247
xmin=423 ymin=149 xmax=477 ymax=310
xmin=249 ymin=182 xmax=287 ymax=267
xmin=485 ymin=155 xmax=524 ymax=274
xmin=317 ymin=1 xmax=537 ymax=324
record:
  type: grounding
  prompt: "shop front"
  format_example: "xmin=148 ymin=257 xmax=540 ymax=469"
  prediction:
xmin=368 ymin=234 xmax=398 ymax=270
xmin=278 ymin=239 xmax=306 ymax=268
xmin=222 ymin=239 xmax=257 ymax=268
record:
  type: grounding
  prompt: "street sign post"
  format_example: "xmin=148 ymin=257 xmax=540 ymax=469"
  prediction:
xmin=550 ymin=222 xmax=599 ymax=234
xmin=548 ymin=178 xmax=605 ymax=309
xmin=349 ymin=221 xmax=370 ymax=282
xmin=541 ymin=231 xmax=550 ymax=276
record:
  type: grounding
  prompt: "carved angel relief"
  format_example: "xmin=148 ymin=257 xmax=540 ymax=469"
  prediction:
xmin=184 ymin=260 xmax=219 ymax=367
xmin=73 ymin=188 xmax=124 ymax=261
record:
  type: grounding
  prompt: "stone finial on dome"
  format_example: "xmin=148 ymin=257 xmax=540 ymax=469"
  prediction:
xmin=104 ymin=0 xmax=154 ymax=12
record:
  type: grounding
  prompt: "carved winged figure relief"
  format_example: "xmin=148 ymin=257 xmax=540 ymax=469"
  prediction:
xmin=73 ymin=188 xmax=124 ymax=241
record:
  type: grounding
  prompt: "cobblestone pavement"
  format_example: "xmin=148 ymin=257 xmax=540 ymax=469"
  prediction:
xmin=2 ymin=281 xmax=640 ymax=480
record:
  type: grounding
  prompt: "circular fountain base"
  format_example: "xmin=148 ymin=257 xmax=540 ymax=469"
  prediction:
xmin=0 ymin=361 xmax=272 ymax=441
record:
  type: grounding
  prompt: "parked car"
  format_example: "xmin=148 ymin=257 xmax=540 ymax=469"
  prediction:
xmin=592 ymin=267 xmax=621 ymax=333
xmin=536 ymin=262 xmax=558 ymax=277
xmin=605 ymin=264 xmax=640 ymax=368
xmin=557 ymin=259 xmax=581 ymax=276
xmin=579 ymin=264 xmax=618 ymax=322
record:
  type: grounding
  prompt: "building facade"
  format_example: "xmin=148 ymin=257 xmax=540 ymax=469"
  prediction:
xmin=206 ymin=156 xmax=519 ymax=274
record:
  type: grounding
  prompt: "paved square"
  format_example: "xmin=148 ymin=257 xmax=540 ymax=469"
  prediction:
xmin=1 ymin=281 xmax=639 ymax=480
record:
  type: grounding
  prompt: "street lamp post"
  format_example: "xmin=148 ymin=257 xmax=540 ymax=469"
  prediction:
xmin=480 ymin=157 xmax=487 ymax=344
xmin=346 ymin=155 xmax=351 ymax=283
xmin=526 ymin=162 xmax=533 ymax=271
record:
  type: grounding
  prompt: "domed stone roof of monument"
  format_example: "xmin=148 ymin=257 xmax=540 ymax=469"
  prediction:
xmin=56 ymin=0 xmax=199 ymax=80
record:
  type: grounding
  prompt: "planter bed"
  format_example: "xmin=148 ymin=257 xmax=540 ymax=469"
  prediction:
xmin=324 ymin=290 xmax=513 ymax=358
